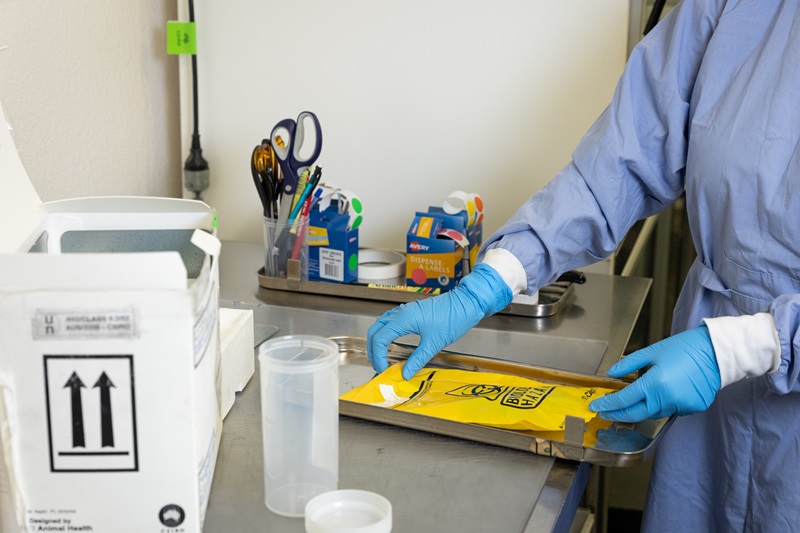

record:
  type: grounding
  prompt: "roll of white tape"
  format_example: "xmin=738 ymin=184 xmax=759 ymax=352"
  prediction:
xmin=358 ymin=249 xmax=406 ymax=281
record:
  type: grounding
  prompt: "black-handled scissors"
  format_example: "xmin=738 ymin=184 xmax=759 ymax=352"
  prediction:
xmin=251 ymin=140 xmax=281 ymax=219
xmin=270 ymin=111 xmax=322 ymax=221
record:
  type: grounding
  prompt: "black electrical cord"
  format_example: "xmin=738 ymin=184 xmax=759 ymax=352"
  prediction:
xmin=188 ymin=0 xmax=199 ymax=140
xmin=183 ymin=0 xmax=210 ymax=200
xmin=644 ymin=0 xmax=668 ymax=36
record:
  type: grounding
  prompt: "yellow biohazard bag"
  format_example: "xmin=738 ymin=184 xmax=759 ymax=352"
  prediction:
xmin=341 ymin=363 xmax=614 ymax=431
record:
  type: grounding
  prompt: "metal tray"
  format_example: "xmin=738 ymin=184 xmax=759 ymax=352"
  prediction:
xmin=257 ymin=260 xmax=576 ymax=317
xmin=334 ymin=336 xmax=673 ymax=467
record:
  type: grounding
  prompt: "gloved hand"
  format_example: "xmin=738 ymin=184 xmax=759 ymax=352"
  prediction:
xmin=589 ymin=325 xmax=721 ymax=422
xmin=367 ymin=263 xmax=513 ymax=380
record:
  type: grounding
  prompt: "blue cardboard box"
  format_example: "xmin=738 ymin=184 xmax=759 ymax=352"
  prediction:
xmin=308 ymin=206 xmax=359 ymax=283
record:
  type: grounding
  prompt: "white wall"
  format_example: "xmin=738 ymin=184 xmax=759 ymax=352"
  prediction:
xmin=0 ymin=1 xmax=630 ymax=251
xmin=0 ymin=1 xmax=181 ymax=201
xmin=181 ymin=1 xmax=630 ymax=250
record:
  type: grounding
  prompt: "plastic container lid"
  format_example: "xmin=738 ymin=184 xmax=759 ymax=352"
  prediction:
xmin=305 ymin=490 xmax=392 ymax=533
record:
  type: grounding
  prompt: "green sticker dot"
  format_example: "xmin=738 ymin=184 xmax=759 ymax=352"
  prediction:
xmin=351 ymin=215 xmax=363 ymax=230
xmin=349 ymin=253 xmax=359 ymax=271
xmin=351 ymin=198 xmax=363 ymax=213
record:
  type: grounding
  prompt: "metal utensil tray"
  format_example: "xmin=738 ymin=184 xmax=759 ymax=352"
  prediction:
xmin=257 ymin=260 xmax=575 ymax=317
xmin=334 ymin=336 xmax=673 ymax=467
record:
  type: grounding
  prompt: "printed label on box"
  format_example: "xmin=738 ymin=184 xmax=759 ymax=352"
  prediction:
xmin=319 ymin=248 xmax=344 ymax=282
xmin=406 ymin=250 xmax=463 ymax=288
xmin=43 ymin=355 xmax=138 ymax=472
xmin=308 ymin=226 xmax=330 ymax=246
xmin=32 ymin=310 xmax=136 ymax=340
xmin=415 ymin=217 xmax=435 ymax=238
xmin=26 ymin=510 xmax=96 ymax=532
xmin=309 ymin=207 xmax=358 ymax=283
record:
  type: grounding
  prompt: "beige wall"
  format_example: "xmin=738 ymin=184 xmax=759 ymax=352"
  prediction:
xmin=0 ymin=1 xmax=181 ymax=202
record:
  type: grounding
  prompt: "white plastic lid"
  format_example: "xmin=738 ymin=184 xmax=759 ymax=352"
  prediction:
xmin=305 ymin=490 xmax=392 ymax=533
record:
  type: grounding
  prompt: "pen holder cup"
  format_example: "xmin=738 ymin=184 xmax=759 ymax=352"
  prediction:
xmin=263 ymin=216 xmax=309 ymax=281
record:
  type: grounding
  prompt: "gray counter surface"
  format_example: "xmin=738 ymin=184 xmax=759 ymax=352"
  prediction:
xmin=205 ymin=241 xmax=651 ymax=533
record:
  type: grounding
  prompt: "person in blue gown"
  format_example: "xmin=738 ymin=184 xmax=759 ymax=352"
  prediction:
xmin=367 ymin=1 xmax=800 ymax=530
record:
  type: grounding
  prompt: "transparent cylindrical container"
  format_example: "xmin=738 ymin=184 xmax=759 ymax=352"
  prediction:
xmin=259 ymin=335 xmax=339 ymax=517
xmin=263 ymin=215 xmax=309 ymax=279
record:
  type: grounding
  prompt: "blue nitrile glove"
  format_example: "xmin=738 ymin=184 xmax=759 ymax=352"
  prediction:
xmin=367 ymin=263 xmax=513 ymax=380
xmin=589 ymin=325 xmax=721 ymax=422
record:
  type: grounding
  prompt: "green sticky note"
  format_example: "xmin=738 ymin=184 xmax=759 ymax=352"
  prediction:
xmin=167 ymin=21 xmax=196 ymax=55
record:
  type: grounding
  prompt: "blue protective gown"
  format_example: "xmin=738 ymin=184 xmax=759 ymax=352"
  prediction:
xmin=481 ymin=1 xmax=800 ymax=530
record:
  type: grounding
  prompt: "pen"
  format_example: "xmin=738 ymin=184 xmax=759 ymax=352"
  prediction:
xmin=288 ymin=166 xmax=322 ymax=224
xmin=309 ymin=187 xmax=324 ymax=209
xmin=291 ymin=195 xmax=312 ymax=261
xmin=290 ymin=168 xmax=310 ymax=214
xmin=273 ymin=166 xmax=322 ymax=256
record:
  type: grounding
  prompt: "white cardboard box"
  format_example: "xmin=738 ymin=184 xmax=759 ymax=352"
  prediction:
xmin=219 ymin=308 xmax=255 ymax=419
xmin=0 ymin=105 xmax=223 ymax=532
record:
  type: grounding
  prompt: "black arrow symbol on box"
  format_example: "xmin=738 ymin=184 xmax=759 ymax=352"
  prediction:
xmin=94 ymin=372 xmax=115 ymax=448
xmin=64 ymin=372 xmax=86 ymax=448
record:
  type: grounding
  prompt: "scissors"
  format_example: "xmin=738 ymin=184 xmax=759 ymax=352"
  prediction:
xmin=270 ymin=111 xmax=323 ymax=221
xmin=251 ymin=140 xmax=281 ymax=218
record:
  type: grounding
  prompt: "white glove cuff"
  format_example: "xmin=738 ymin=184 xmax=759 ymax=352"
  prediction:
xmin=481 ymin=248 xmax=527 ymax=295
xmin=703 ymin=313 xmax=781 ymax=388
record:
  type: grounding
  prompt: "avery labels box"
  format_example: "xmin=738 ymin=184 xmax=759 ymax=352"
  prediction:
xmin=406 ymin=211 xmax=465 ymax=290
xmin=0 ymin=105 xmax=222 ymax=532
